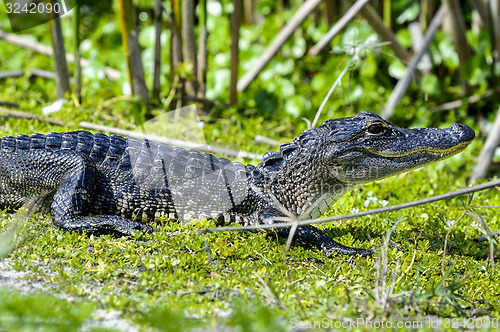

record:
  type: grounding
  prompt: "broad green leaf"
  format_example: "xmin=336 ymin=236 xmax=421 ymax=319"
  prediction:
xmin=388 ymin=60 xmax=407 ymax=79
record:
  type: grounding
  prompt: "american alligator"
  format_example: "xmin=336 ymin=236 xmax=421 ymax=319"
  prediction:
xmin=0 ymin=111 xmax=474 ymax=256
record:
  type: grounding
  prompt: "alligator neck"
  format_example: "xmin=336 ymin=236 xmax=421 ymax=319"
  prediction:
xmin=254 ymin=135 xmax=352 ymax=219
xmin=278 ymin=158 xmax=352 ymax=219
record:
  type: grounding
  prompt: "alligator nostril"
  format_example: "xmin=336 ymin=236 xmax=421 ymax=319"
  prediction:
xmin=450 ymin=123 xmax=475 ymax=140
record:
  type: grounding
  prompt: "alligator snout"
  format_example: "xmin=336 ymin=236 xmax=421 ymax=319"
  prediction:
xmin=449 ymin=123 xmax=475 ymax=142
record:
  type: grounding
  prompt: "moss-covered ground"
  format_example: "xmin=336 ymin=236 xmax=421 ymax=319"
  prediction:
xmin=0 ymin=109 xmax=499 ymax=331
xmin=1 ymin=5 xmax=499 ymax=329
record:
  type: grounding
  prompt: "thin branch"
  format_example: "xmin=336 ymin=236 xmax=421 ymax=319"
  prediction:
xmin=429 ymin=87 xmax=500 ymax=112
xmin=254 ymin=135 xmax=281 ymax=147
xmin=382 ymin=5 xmax=445 ymax=118
xmin=79 ymin=121 xmax=262 ymax=160
xmin=309 ymin=0 xmax=370 ymax=57
xmin=30 ymin=68 xmax=57 ymax=80
xmin=230 ymin=0 xmax=242 ymax=104
xmin=182 ymin=0 xmax=197 ymax=97
xmin=442 ymin=210 xmax=467 ymax=285
xmin=325 ymin=0 xmax=336 ymax=25
xmin=201 ymin=179 xmax=500 ymax=233
xmin=237 ymin=0 xmax=322 ymax=92
xmin=0 ymin=106 xmax=65 ymax=126
xmin=243 ymin=0 xmax=254 ymax=24
xmin=0 ymin=70 xmax=24 ymax=79
xmin=169 ymin=0 xmax=185 ymax=106
xmin=0 ymin=30 xmax=120 ymax=80
xmin=470 ymin=106 xmax=500 ymax=182
xmin=468 ymin=0 xmax=488 ymax=23
xmin=0 ymin=69 xmax=57 ymax=80
xmin=0 ymin=101 xmax=20 ymax=108
xmin=197 ymin=0 xmax=208 ymax=99
xmin=359 ymin=1 xmax=411 ymax=62
xmin=311 ymin=53 xmax=358 ymax=128
xmin=118 ymin=0 xmax=149 ymax=101
xmin=408 ymin=21 xmax=432 ymax=73
xmin=74 ymin=2 xmax=82 ymax=104
xmin=489 ymin=0 xmax=500 ymax=64
xmin=152 ymin=0 xmax=163 ymax=101
xmin=49 ymin=8 xmax=71 ymax=98
xmin=444 ymin=0 xmax=472 ymax=93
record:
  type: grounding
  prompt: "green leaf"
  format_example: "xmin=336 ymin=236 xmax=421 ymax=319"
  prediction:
xmin=311 ymin=73 xmax=327 ymax=92
xmin=438 ymin=35 xmax=459 ymax=69
xmin=360 ymin=53 xmax=377 ymax=78
xmin=395 ymin=29 xmax=412 ymax=48
xmin=277 ymin=78 xmax=295 ymax=98
xmin=419 ymin=74 xmax=440 ymax=95
xmin=285 ymin=95 xmax=309 ymax=117
xmin=463 ymin=55 xmax=490 ymax=86
xmin=396 ymin=2 xmax=420 ymax=24
xmin=388 ymin=60 xmax=407 ymax=79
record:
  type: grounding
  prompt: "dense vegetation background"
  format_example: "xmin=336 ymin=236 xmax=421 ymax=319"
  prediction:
xmin=0 ymin=0 xmax=499 ymax=331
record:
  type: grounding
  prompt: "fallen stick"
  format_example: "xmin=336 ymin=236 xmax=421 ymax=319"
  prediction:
xmin=0 ymin=107 xmax=263 ymax=160
xmin=255 ymin=135 xmax=281 ymax=147
xmin=0 ymin=101 xmax=20 ymax=108
xmin=429 ymin=87 xmax=500 ymax=112
xmin=0 ymin=30 xmax=120 ymax=80
xmin=202 ymin=179 xmax=500 ymax=232
xmin=30 ymin=68 xmax=57 ymax=80
xmin=0 ymin=70 xmax=24 ymax=79
xmin=0 ymin=106 xmax=65 ymax=126
xmin=80 ymin=121 xmax=263 ymax=160
xmin=470 ymin=106 xmax=500 ymax=182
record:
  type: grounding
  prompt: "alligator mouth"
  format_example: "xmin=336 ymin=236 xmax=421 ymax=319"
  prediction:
xmin=365 ymin=139 xmax=472 ymax=159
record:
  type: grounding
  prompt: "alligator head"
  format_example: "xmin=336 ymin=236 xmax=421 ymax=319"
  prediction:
xmin=258 ymin=110 xmax=475 ymax=218
xmin=320 ymin=110 xmax=475 ymax=183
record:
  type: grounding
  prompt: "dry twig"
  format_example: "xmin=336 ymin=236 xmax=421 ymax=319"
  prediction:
xmin=202 ymin=179 xmax=500 ymax=233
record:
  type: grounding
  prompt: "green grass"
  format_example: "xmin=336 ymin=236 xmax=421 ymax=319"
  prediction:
xmin=1 ymin=21 xmax=499 ymax=330
xmin=0 ymin=127 xmax=499 ymax=331
xmin=0 ymin=81 xmax=498 ymax=329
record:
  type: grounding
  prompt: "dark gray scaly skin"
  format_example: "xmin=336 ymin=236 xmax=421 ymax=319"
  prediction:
xmin=0 ymin=111 xmax=475 ymax=256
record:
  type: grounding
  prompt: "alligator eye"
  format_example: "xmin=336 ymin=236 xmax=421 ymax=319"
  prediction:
xmin=366 ymin=122 xmax=387 ymax=135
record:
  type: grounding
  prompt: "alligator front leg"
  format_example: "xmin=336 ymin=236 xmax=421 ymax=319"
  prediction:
xmin=261 ymin=208 xmax=372 ymax=257
xmin=48 ymin=152 xmax=155 ymax=235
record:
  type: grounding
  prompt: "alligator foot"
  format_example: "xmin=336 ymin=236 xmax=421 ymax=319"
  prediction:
xmin=41 ymin=151 xmax=157 ymax=236
xmin=473 ymin=231 xmax=500 ymax=243
xmin=274 ymin=224 xmax=372 ymax=257
xmin=322 ymin=241 xmax=373 ymax=257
